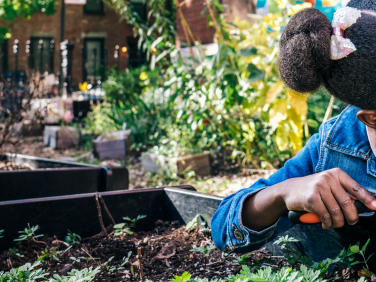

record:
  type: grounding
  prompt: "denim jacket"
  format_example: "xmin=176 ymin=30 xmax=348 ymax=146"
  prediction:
xmin=211 ymin=105 xmax=376 ymax=254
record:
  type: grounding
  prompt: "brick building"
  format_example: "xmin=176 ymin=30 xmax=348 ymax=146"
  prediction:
xmin=0 ymin=0 xmax=143 ymax=86
xmin=0 ymin=0 xmax=254 ymax=88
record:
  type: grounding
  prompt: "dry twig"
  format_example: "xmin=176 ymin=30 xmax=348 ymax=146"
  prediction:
xmin=99 ymin=195 xmax=116 ymax=225
xmin=94 ymin=193 xmax=107 ymax=236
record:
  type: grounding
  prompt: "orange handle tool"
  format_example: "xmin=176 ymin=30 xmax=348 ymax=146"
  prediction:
xmin=288 ymin=201 xmax=371 ymax=224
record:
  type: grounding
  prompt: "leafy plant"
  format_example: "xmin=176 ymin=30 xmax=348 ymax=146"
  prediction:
xmin=113 ymin=223 xmax=133 ymax=237
xmin=190 ymin=244 xmax=215 ymax=272
xmin=123 ymin=215 xmax=147 ymax=227
xmin=0 ymin=261 xmax=47 ymax=282
xmin=38 ymin=248 xmax=63 ymax=262
xmin=273 ymin=235 xmax=313 ymax=266
xmin=9 ymin=247 xmax=24 ymax=257
xmin=46 ymin=266 xmax=100 ymax=282
xmin=108 ymin=251 xmax=132 ymax=273
xmin=0 ymin=229 xmax=3 ymax=238
xmin=171 ymin=272 xmax=191 ymax=282
xmin=65 ymin=232 xmax=82 ymax=246
xmin=100 ymin=256 xmax=114 ymax=271
xmin=14 ymin=224 xmax=44 ymax=256
xmin=338 ymin=239 xmax=374 ymax=277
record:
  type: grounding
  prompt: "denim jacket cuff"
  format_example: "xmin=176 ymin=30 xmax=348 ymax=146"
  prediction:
xmin=225 ymin=186 xmax=279 ymax=252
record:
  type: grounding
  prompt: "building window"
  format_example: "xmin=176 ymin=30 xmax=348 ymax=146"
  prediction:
xmin=83 ymin=38 xmax=105 ymax=84
xmin=83 ymin=0 xmax=104 ymax=15
xmin=130 ymin=0 xmax=147 ymax=21
xmin=0 ymin=39 xmax=8 ymax=74
xmin=30 ymin=37 xmax=54 ymax=74
xmin=127 ymin=36 xmax=147 ymax=68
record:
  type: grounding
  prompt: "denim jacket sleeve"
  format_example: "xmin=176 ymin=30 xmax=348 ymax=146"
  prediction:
xmin=211 ymin=122 xmax=328 ymax=254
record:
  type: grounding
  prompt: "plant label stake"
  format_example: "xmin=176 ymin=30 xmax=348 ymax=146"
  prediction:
xmin=288 ymin=201 xmax=373 ymax=224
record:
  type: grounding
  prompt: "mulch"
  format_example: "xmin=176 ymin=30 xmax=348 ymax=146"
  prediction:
xmin=0 ymin=219 xmax=369 ymax=281
xmin=0 ymin=220 xmax=284 ymax=281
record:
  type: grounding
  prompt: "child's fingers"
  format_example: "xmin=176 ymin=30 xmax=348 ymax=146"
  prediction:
xmin=306 ymin=196 xmax=333 ymax=229
xmin=319 ymin=189 xmax=345 ymax=228
xmin=338 ymin=170 xmax=376 ymax=210
xmin=329 ymin=179 xmax=359 ymax=225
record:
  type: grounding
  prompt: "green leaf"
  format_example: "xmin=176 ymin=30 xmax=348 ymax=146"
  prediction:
xmin=350 ymin=245 xmax=360 ymax=254
xmin=240 ymin=47 xmax=257 ymax=57
xmin=247 ymin=64 xmax=265 ymax=82
xmin=200 ymin=6 xmax=208 ymax=18
xmin=362 ymin=238 xmax=371 ymax=252
xmin=114 ymin=223 xmax=125 ymax=229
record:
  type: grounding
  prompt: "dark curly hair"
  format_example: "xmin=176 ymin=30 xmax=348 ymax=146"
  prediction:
xmin=279 ymin=2 xmax=376 ymax=110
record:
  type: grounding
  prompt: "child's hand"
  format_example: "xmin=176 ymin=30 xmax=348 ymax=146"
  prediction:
xmin=281 ymin=168 xmax=376 ymax=229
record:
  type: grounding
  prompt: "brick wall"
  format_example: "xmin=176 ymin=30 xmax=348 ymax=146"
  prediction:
xmin=1 ymin=1 xmax=134 ymax=86
xmin=176 ymin=0 xmax=257 ymax=47
xmin=176 ymin=0 xmax=215 ymax=46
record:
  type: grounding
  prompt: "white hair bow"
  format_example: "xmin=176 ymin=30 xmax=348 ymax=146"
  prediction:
xmin=331 ymin=7 xmax=361 ymax=60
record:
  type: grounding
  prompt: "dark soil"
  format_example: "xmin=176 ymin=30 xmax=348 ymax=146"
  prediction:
xmin=0 ymin=220 xmax=285 ymax=281
xmin=0 ymin=220 xmax=367 ymax=281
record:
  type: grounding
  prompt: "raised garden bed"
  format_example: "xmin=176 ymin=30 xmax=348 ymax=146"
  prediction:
xmin=0 ymin=153 xmax=129 ymax=201
xmin=142 ymin=151 xmax=211 ymax=176
xmin=0 ymin=186 xmax=375 ymax=281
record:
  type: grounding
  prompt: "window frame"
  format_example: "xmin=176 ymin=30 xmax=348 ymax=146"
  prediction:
xmin=82 ymin=37 xmax=106 ymax=84
xmin=83 ymin=0 xmax=105 ymax=15
xmin=29 ymin=36 xmax=54 ymax=74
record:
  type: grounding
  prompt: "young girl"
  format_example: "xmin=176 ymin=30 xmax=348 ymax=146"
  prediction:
xmin=212 ymin=0 xmax=376 ymax=255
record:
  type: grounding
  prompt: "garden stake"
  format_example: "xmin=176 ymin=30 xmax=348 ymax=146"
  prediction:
xmin=99 ymin=195 xmax=116 ymax=225
xmin=94 ymin=193 xmax=107 ymax=236
xmin=138 ymin=247 xmax=145 ymax=282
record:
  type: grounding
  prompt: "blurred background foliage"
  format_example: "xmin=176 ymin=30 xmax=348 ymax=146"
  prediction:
xmin=85 ymin=0 xmax=346 ymax=170
xmin=0 ymin=0 xmax=56 ymax=41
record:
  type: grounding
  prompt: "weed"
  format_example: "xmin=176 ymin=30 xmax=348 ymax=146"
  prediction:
xmin=338 ymin=239 xmax=374 ymax=278
xmin=190 ymin=244 xmax=215 ymax=272
xmin=100 ymin=256 xmax=114 ymax=271
xmin=0 ymin=261 xmax=47 ymax=281
xmin=171 ymin=272 xmax=191 ymax=282
xmin=9 ymin=247 xmax=24 ymax=257
xmin=14 ymin=224 xmax=43 ymax=256
xmin=64 ymin=232 xmax=82 ymax=246
xmin=123 ymin=215 xmax=147 ymax=228
xmin=38 ymin=248 xmax=63 ymax=262
xmin=113 ymin=223 xmax=133 ymax=237
xmin=47 ymin=266 xmax=100 ymax=282
xmin=273 ymin=235 xmax=313 ymax=266
xmin=108 ymin=251 xmax=132 ymax=273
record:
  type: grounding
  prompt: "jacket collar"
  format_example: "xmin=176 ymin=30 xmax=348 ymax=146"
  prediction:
xmin=324 ymin=105 xmax=372 ymax=161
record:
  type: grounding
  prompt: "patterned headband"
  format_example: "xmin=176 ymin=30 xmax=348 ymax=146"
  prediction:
xmin=331 ymin=7 xmax=361 ymax=60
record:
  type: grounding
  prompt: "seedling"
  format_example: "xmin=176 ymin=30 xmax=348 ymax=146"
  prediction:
xmin=9 ymin=247 xmax=24 ymax=257
xmin=0 ymin=229 xmax=3 ymax=238
xmin=113 ymin=223 xmax=133 ymax=237
xmin=273 ymin=235 xmax=313 ymax=266
xmin=190 ymin=244 xmax=215 ymax=272
xmin=186 ymin=214 xmax=200 ymax=230
xmin=338 ymin=238 xmax=374 ymax=278
xmin=101 ymin=256 xmax=114 ymax=271
xmin=38 ymin=247 xmax=63 ymax=262
xmin=108 ymin=251 xmax=132 ymax=273
xmin=65 ymin=232 xmax=82 ymax=246
xmin=14 ymin=224 xmax=43 ymax=256
xmin=123 ymin=215 xmax=147 ymax=228
xmin=70 ymin=256 xmax=81 ymax=265
xmin=171 ymin=272 xmax=191 ymax=282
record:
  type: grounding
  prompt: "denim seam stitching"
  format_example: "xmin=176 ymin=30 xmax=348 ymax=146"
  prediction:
xmin=326 ymin=107 xmax=367 ymax=157
xmin=316 ymin=120 xmax=326 ymax=172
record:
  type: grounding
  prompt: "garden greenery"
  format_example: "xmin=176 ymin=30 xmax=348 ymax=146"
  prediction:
xmin=85 ymin=0 xmax=348 ymax=170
